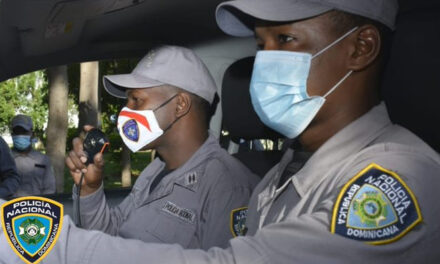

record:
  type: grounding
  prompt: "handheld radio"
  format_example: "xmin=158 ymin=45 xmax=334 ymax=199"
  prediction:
xmin=76 ymin=128 xmax=110 ymax=227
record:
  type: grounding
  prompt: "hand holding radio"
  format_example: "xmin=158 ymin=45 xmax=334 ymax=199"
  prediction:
xmin=65 ymin=126 xmax=110 ymax=196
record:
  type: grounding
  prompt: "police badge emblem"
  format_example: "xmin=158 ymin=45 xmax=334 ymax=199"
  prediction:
xmin=1 ymin=197 xmax=63 ymax=264
xmin=122 ymin=119 xmax=140 ymax=142
xmin=230 ymin=207 xmax=248 ymax=237
xmin=331 ymin=163 xmax=422 ymax=244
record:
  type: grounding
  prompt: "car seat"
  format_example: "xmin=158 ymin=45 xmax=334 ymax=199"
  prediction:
xmin=382 ymin=0 xmax=440 ymax=152
xmin=221 ymin=57 xmax=284 ymax=177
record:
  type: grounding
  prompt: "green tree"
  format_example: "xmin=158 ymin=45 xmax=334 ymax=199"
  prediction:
xmin=0 ymin=71 xmax=48 ymax=137
xmin=99 ymin=59 xmax=139 ymax=187
xmin=46 ymin=66 xmax=69 ymax=193
xmin=65 ymin=58 xmax=139 ymax=188
xmin=66 ymin=59 xmax=138 ymax=134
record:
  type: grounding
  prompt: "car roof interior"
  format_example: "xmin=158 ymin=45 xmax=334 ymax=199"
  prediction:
xmin=0 ymin=0 xmax=439 ymax=154
xmin=0 ymin=0 xmax=254 ymax=81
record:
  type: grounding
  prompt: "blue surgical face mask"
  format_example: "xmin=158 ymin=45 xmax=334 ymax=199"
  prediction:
xmin=12 ymin=135 xmax=32 ymax=151
xmin=250 ymin=27 xmax=358 ymax=139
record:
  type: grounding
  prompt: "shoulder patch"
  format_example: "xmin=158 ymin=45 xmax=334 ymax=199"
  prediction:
xmin=1 ymin=197 xmax=63 ymax=264
xmin=331 ymin=163 xmax=422 ymax=245
xmin=230 ymin=207 xmax=248 ymax=237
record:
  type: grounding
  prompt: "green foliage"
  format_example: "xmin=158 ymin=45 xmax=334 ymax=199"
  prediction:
xmin=65 ymin=127 xmax=79 ymax=152
xmin=99 ymin=58 xmax=139 ymax=135
xmin=0 ymin=71 xmax=48 ymax=137
xmin=66 ymin=58 xmax=139 ymax=135
xmin=1 ymin=58 xmax=144 ymax=192
xmin=63 ymin=150 xmax=152 ymax=193
xmin=108 ymin=131 xmax=123 ymax=151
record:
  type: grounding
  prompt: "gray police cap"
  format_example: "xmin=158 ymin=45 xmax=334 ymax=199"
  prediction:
xmin=103 ymin=45 xmax=217 ymax=104
xmin=11 ymin=114 xmax=33 ymax=131
xmin=216 ymin=0 xmax=399 ymax=37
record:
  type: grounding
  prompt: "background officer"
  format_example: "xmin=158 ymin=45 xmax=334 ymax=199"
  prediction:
xmin=10 ymin=114 xmax=56 ymax=196
xmin=65 ymin=45 xmax=258 ymax=249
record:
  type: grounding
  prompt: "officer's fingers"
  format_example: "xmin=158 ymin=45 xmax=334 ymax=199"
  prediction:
xmin=72 ymin=137 xmax=87 ymax=164
xmin=68 ymin=150 xmax=86 ymax=170
xmin=71 ymin=171 xmax=83 ymax=186
xmin=65 ymin=156 xmax=78 ymax=171
xmin=66 ymin=156 xmax=82 ymax=185
xmin=93 ymin=152 xmax=105 ymax=170
xmin=83 ymin=125 xmax=95 ymax=132
xmin=72 ymin=137 xmax=85 ymax=153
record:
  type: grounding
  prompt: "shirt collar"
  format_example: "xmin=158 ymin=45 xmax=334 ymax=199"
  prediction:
xmin=12 ymin=148 xmax=36 ymax=157
xmin=164 ymin=133 xmax=219 ymax=190
xmin=134 ymin=133 xmax=220 ymax=205
xmin=292 ymin=102 xmax=393 ymax=197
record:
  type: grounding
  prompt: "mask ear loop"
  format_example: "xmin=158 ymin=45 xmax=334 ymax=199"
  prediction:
xmin=153 ymin=93 xmax=192 ymax=133
xmin=312 ymin=26 xmax=359 ymax=59
xmin=153 ymin=93 xmax=179 ymax=112
xmin=161 ymin=104 xmax=192 ymax=133
xmin=323 ymin=70 xmax=353 ymax=98
xmin=311 ymin=27 xmax=358 ymax=98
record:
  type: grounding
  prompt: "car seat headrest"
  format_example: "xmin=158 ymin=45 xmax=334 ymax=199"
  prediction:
xmin=222 ymin=57 xmax=282 ymax=143
xmin=382 ymin=0 xmax=440 ymax=152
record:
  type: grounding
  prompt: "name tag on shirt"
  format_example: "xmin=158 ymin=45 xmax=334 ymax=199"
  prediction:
xmin=35 ymin=164 xmax=46 ymax=169
xmin=161 ymin=201 xmax=195 ymax=224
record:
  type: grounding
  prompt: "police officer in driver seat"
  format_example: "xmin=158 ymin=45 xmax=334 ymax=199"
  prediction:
xmin=1 ymin=0 xmax=440 ymax=263
xmin=65 ymin=45 xmax=258 ymax=249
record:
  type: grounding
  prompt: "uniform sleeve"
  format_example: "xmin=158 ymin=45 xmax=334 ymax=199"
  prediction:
xmin=42 ymin=156 xmax=56 ymax=194
xmin=2 ymin=151 xmax=438 ymax=263
xmin=197 ymin=157 xmax=256 ymax=250
xmin=72 ymin=184 xmax=135 ymax=235
xmin=28 ymin=213 xmax=434 ymax=264
xmin=41 ymin=215 xmax=237 ymax=264
xmin=2 ymin=187 xmax=437 ymax=264
xmin=0 ymin=137 xmax=21 ymax=199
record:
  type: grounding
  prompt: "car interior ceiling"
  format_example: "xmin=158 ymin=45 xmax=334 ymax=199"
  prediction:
xmin=0 ymin=0 xmax=226 ymax=82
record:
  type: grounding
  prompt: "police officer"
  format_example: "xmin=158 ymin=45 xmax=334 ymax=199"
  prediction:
xmin=10 ymin=114 xmax=56 ymax=196
xmin=1 ymin=0 xmax=440 ymax=263
xmin=65 ymin=45 xmax=259 ymax=249
xmin=0 ymin=136 xmax=20 ymax=199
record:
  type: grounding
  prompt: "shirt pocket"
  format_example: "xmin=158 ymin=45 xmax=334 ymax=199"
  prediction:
xmin=33 ymin=164 xmax=46 ymax=190
xmin=145 ymin=200 xmax=198 ymax=247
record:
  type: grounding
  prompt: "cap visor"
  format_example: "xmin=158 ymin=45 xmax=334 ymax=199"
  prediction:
xmin=216 ymin=0 xmax=332 ymax=37
xmin=12 ymin=124 xmax=32 ymax=131
xmin=103 ymin=74 xmax=164 ymax=98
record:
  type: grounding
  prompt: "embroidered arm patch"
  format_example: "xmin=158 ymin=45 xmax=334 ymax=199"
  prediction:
xmin=331 ymin=163 xmax=422 ymax=245
xmin=230 ymin=207 xmax=248 ymax=237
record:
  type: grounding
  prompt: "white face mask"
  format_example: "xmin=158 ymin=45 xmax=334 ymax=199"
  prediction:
xmin=117 ymin=94 xmax=177 ymax=152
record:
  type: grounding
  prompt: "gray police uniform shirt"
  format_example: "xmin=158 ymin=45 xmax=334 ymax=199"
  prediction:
xmin=72 ymin=134 xmax=259 ymax=249
xmin=12 ymin=149 xmax=56 ymax=196
xmin=2 ymin=103 xmax=440 ymax=264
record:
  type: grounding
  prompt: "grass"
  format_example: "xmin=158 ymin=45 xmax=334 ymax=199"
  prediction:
xmin=63 ymin=150 xmax=152 ymax=193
